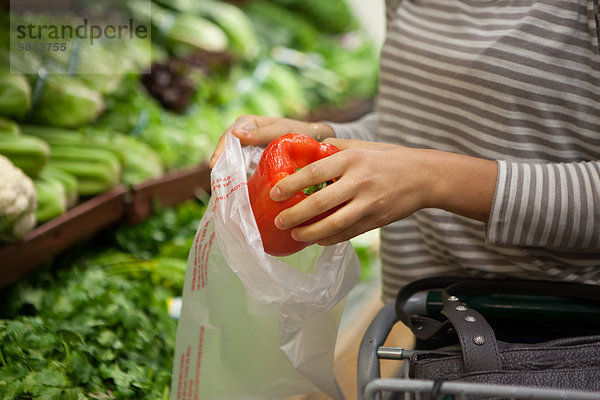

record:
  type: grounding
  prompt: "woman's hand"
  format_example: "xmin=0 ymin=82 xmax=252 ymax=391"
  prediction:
xmin=270 ymin=138 xmax=498 ymax=246
xmin=209 ymin=115 xmax=334 ymax=168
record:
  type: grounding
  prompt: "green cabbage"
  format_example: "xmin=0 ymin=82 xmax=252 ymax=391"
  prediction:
xmin=32 ymin=75 xmax=105 ymax=128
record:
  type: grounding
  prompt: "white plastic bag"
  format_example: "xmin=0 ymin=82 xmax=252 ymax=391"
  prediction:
xmin=171 ymin=126 xmax=361 ymax=400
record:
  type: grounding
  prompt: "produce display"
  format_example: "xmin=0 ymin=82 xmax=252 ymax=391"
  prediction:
xmin=0 ymin=154 xmax=36 ymax=242
xmin=0 ymin=198 xmax=379 ymax=398
xmin=248 ymin=132 xmax=339 ymax=256
xmin=0 ymin=69 xmax=30 ymax=119
xmin=0 ymin=0 xmax=378 ymax=243
xmin=0 ymin=201 xmax=204 ymax=399
xmin=0 ymin=0 xmax=381 ymax=397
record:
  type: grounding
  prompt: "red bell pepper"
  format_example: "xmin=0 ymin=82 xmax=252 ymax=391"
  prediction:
xmin=247 ymin=132 xmax=339 ymax=257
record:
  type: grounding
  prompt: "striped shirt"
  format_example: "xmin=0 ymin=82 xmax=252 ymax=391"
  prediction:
xmin=330 ymin=0 xmax=600 ymax=302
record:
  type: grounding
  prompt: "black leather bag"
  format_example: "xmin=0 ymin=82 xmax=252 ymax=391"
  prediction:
xmin=395 ymin=277 xmax=600 ymax=395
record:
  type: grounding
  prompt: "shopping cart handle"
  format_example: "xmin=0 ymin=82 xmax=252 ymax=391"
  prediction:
xmin=357 ymin=301 xmax=398 ymax=400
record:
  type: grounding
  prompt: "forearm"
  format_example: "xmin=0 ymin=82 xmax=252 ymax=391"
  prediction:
xmin=402 ymin=150 xmax=600 ymax=250
xmin=422 ymin=150 xmax=498 ymax=223
xmin=424 ymin=151 xmax=600 ymax=249
xmin=325 ymin=112 xmax=379 ymax=142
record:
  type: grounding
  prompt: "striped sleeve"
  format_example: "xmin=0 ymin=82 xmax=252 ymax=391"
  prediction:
xmin=327 ymin=112 xmax=379 ymax=142
xmin=486 ymin=160 xmax=600 ymax=249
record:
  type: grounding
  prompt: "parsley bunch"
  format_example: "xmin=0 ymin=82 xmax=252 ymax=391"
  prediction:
xmin=0 ymin=200 xmax=207 ymax=399
xmin=0 ymin=266 xmax=175 ymax=399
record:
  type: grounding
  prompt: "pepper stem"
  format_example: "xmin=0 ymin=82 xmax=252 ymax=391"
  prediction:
xmin=303 ymin=182 xmax=327 ymax=195
xmin=296 ymin=168 xmax=329 ymax=195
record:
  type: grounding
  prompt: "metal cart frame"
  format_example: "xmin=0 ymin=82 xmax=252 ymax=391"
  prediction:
xmin=357 ymin=287 xmax=600 ymax=400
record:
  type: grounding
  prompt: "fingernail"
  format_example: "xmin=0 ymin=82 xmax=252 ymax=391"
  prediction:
xmin=270 ymin=186 xmax=281 ymax=200
xmin=274 ymin=216 xmax=285 ymax=230
xmin=290 ymin=229 xmax=299 ymax=241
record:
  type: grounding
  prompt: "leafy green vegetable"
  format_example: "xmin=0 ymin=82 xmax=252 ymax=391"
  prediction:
xmin=32 ymin=74 xmax=105 ymax=129
xmin=196 ymin=0 xmax=260 ymax=60
xmin=0 ymin=133 xmax=50 ymax=178
xmin=34 ymin=174 xmax=68 ymax=224
xmin=0 ymin=200 xmax=207 ymax=399
xmin=0 ymin=266 xmax=178 ymax=399
xmin=82 ymin=129 xmax=165 ymax=185
xmin=94 ymin=76 xmax=213 ymax=170
xmin=49 ymin=42 xmax=129 ymax=95
xmin=262 ymin=61 xmax=309 ymax=117
xmin=128 ymin=0 xmax=229 ymax=58
xmin=39 ymin=166 xmax=79 ymax=209
xmin=244 ymin=1 xmax=322 ymax=52
xmin=243 ymin=0 xmax=378 ymax=110
xmin=267 ymin=0 xmax=358 ymax=34
xmin=321 ymin=35 xmax=380 ymax=102
xmin=0 ymin=117 xmax=20 ymax=135
xmin=0 ymin=69 xmax=31 ymax=119
xmin=112 ymin=200 xmax=205 ymax=260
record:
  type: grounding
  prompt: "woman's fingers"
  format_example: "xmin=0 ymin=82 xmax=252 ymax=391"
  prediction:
xmin=231 ymin=128 xmax=260 ymax=145
xmin=210 ymin=116 xmax=312 ymax=168
xmin=270 ymin=152 xmax=349 ymax=202
xmin=274 ymin=178 xmax=353 ymax=230
xmin=290 ymin=201 xmax=375 ymax=244
xmin=210 ymin=115 xmax=261 ymax=168
xmin=313 ymin=214 xmax=378 ymax=246
xmin=209 ymin=134 xmax=227 ymax=168
xmin=272 ymin=145 xmax=401 ymax=244
xmin=242 ymin=120 xmax=291 ymax=141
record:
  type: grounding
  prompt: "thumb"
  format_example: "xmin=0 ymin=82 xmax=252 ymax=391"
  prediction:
xmin=231 ymin=128 xmax=261 ymax=146
xmin=233 ymin=122 xmax=288 ymax=147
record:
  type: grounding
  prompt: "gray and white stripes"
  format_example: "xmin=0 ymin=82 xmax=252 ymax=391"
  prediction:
xmin=488 ymin=160 xmax=600 ymax=249
xmin=330 ymin=0 xmax=600 ymax=301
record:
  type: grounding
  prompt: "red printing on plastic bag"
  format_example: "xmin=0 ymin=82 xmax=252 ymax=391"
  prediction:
xmin=211 ymin=174 xmax=247 ymax=212
xmin=176 ymin=326 xmax=205 ymax=400
xmin=191 ymin=219 xmax=214 ymax=292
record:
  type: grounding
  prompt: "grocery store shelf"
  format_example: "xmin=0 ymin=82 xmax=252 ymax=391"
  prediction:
xmin=0 ymin=162 xmax=212 ymax=289
xmin=126 ymin=162 xmax=211 ymax=224
xmin=0 ymin=185 xmax=129 ymax=289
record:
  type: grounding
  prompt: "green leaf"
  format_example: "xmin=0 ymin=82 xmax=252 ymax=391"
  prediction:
xmin=69 ymin=352 xmax=94 ymax=384
xmin=23 ymin=368 xmax=69 ymax=390
xmin=19 ymin=287 xmax=46 ymax=311
xmin=97 ymin=330 xmax=117 ymax=347
xmin=37 ymin=387 xmax=64 ymax=400
xmin=53 ymin=295 xmax=75 ymax=315
xmin=3 ymin=379 xmax=28 ymax=398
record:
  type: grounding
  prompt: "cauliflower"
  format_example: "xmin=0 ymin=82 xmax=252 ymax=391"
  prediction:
xmin=0 ymin=154 xmax=37 ymax=242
